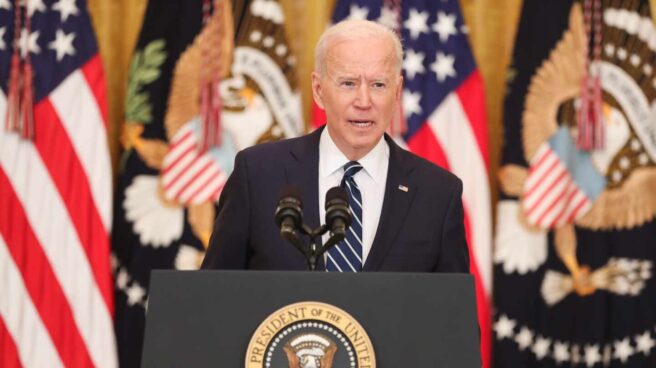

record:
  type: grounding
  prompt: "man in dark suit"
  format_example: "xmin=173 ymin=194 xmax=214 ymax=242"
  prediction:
xmin=201 ymin=19 xmax=469 ymax=273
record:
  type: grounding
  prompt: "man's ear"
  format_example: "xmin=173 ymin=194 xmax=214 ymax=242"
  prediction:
xmin=311 ymin=71 xmax=325 ymax=110
xmin=395 ymin=75 xmax=404 ymax=102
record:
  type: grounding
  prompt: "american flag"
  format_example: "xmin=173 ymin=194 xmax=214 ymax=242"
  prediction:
xmin=314 ymin=0 xmax=492 ymax=366
xmin=161 ymin=123 xmax=228 ymax=205
xmin=522 ymin=127 xmax=605 ymax=229
xmin=0 ymin=0 xmax=116 ymax=367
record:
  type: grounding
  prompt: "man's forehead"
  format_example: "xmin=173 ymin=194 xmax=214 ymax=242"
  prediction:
xmin=327 ymin=36 xmax=395 ymax=62
xmin=325 ymin=49 xmax=396 ymax=78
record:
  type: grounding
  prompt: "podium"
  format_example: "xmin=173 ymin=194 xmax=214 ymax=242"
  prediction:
xmin=142 ymin=270 xmax=480 ymax=367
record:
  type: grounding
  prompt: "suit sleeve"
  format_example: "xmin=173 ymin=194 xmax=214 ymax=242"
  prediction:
xmin=433 ymin=178 xmax=470 ymax=273
xmin=201 ymin=151 xmax=251 ymax=269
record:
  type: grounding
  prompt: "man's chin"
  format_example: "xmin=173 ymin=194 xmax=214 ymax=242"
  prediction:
xmin=344 ymin=140 xmax=378 ymax=158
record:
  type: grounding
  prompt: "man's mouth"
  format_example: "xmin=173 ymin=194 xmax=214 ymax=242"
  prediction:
xmin=348 ymin=120 xmax=373 ymax=127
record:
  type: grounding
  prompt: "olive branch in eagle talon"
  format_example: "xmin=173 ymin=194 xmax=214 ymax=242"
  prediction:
xmin=119 ymin=39 xmax=169 ymax=170
xmin=125 ymin=39 xmax=168 ymax=124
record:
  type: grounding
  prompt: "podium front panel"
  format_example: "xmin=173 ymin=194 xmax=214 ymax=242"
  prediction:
xmin=142 ymin=270 xmax=480 ymax=367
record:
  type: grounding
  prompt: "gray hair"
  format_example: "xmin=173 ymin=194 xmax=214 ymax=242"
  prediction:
xmin=314 ymin=19 xmax=403 ymax=77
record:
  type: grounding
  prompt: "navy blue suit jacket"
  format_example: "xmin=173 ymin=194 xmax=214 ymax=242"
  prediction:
xmin=201 ymin=127 xmax=469 ymax=272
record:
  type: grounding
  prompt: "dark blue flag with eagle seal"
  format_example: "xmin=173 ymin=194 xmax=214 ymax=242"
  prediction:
xmin=493 ymin=0 xmax=656 ymax=367
xmin=111 ymin=0 xmax=302 ymax=366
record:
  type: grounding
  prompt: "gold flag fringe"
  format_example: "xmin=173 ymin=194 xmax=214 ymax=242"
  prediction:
xmin=4 ymin=0 xmax=35 ymax=140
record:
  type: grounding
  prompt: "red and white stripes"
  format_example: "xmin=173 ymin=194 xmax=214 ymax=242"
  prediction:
xmin=161 ymin=123 xmax=227 ymax=205
xmin=407 ymin=71 xmax=492 ymax=368
xmin=0 ymin=57 xmax=117 ymax=367
xmin=522 ymin=144 xmax=592 ymax=229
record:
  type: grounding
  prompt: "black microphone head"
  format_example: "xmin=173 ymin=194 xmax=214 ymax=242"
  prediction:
xmin=325 ymin=186 xmax=348 ymax=209
xmin=280 ymin=185 xmax=302 ymax=202
xmin=275 ymin=185 xmax=303 ymax=229
xmin=324 ymin=186 xmax=351 ymax=231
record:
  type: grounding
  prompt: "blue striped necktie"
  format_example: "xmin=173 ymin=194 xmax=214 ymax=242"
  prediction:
xmin=326 ymin=161 xmax=363 ymax=272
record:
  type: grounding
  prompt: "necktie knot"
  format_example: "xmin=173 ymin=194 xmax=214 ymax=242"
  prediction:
xmin=342 ymin=161 xmax=362 ymax=181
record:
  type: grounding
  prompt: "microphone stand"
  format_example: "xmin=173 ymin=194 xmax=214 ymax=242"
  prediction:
xmin=285 ymin=224 xmax=345 ymax=271
xmin=276 ymin=186 xmax=350 ymax=271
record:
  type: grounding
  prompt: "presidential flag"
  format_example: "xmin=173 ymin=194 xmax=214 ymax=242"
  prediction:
xmin=317 ymin=1 xmax=493 ymax=366
xmin=494 ymin=0 xmax=656 ymax=366
xmin=0 ymin=0 xmax=116 ymax=367
xmin=112 ymin=0 xmax=302 ymax=365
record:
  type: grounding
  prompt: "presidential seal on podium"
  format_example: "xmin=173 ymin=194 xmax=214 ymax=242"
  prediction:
xmin=245 ymin=301 xmax=376 ymax=368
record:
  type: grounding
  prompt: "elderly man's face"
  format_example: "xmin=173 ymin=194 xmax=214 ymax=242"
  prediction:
xmin=312 ymin=36 xmax=402 ymax=160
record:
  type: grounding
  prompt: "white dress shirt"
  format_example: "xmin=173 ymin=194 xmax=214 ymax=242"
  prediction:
xmin=318 ymin=128 xmax=389 ymax=265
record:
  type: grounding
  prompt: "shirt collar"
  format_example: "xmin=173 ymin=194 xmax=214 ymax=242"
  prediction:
xmin=319 ymin=127 xmax=389 ymax=183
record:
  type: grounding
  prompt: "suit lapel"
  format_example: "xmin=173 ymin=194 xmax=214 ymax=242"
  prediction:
xmin=363 ymin=135 xmax=417 ymax=271
xmin=284 ymin=128 xmax=323 ymax=268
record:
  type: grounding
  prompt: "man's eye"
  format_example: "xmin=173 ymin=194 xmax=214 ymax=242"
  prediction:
xmin=372 ymin=82 xmax=386 ymax=89
xmin=341 ymin=81 xmax=356 ymax=88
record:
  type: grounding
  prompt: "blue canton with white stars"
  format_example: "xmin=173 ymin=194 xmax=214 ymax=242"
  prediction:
xmin=331 ymin=0 xmax=477 ymax=140
xmin=0 ymin=0 xmax=98 ymax=102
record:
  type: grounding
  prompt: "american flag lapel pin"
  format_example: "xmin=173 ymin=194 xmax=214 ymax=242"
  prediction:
xmin=398 ymin=184 xmax=408 ymax=192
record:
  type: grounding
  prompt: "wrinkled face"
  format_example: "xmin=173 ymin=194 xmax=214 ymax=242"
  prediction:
xmin=312 ymin=36 xmax=402 ymax=160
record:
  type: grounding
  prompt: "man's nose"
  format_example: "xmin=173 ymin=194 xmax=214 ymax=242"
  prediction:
xmin=353 ymin=83 xmax=372 ymax=109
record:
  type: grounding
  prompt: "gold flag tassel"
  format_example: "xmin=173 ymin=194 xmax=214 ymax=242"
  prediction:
xmin=20 ymin=3 xmax=35 ymax=140
xmin=198 ymin=0 xmax=225 ymax=153
xmin=576 ymin=0 xmax=604 ymax=150
xmin=4 ymin=0 xmax=35 ymax=140
xmin=5 ymin=0 xmax=23 ymax=135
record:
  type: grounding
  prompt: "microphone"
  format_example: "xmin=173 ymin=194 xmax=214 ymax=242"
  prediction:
xmin=273 ymin=186 xmax=352 ymax=271
xmin=274 ymin=186 xmax=303 ymax=238
xmin=324 ymin=186 xmax=351 ymax=239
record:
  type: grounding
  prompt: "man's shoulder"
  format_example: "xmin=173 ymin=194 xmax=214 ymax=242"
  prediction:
xmin=239 ymin=133 xmax=313 ymax=161
xmin=394 ymin=143 xmax=462 ymax=188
